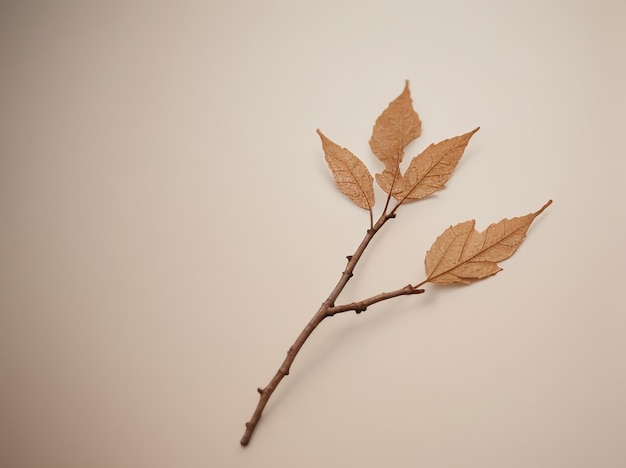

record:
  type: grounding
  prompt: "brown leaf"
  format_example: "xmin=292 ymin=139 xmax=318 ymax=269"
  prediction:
xmin=377 ymin=128 xmax=479 ymax=202
xmin=375 ymin=169 xmax=404 ymax=198
xmin=369 ymin=80 xmax=422 ymax=171
xmin=317 ymin=130 xmax=375 ymax=211
xmin=424 ymin=200 xmax=552 ymax=285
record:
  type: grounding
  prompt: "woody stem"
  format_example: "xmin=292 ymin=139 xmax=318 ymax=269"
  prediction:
xmin=241 ymin=211 xmax=407 ymax=446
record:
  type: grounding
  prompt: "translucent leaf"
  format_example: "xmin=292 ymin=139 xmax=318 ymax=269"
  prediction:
xmin=318 ymin=130 xmax=375 ymax=211
xmin=377 ymin=128 xmax=479 ymax=202
xmin=374 ymin=168 xmax=404 ymax=197
xmin=369 ymin=80 xmax=422 ymax=171
xmin=425 ymin=200 xmax=552 ymax=285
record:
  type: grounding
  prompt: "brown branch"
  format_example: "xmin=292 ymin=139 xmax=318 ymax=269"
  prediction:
xmin=327 ymin=284 xmax=425 ymax=316
xmin=240 ymin=304 xmax=327 ymax=446
xmin=240 ymin=211 xmax=416 ymax=446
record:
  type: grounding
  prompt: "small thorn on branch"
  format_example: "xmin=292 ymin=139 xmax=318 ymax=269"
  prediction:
xmin=346 ymin=255 xmax=353 ymax=261
xmin=257 ymin=388 xmax=263 ymax=394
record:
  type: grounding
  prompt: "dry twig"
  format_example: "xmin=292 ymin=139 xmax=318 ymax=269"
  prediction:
xmin=240 ymin=82 xmax=551 ymax=446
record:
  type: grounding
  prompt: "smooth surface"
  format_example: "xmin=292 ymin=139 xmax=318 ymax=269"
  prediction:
xmin=1 ymin=1 xmax=625 ymax=466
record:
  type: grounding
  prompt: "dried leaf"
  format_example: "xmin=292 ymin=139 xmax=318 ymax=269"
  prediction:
xmin=369 ymin=80 xmax=422 ymax=171
xmin=317 ymin=130 xmax=375 ymax=211
xmin=375 ymin=169 xmax=405 ymax=198
xmin=425 ymin=200 xmax=552 ymax=285
xmin=376 ymin=128 xmax=479 ymax=202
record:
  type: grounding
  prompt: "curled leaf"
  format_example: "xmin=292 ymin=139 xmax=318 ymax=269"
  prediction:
xmin=317 ymin=130 xmax=375 ymax=211
xmin=369 ymin=80 xmax=422 ymax=171
xmin=376 ymin=128 xmax=479 ymax=202
xmin=425 ymin=200 xmax=552 ymax=285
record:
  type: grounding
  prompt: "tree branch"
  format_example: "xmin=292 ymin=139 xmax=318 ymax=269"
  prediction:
xmin=240 ymin=211 xmax=411 ymax=446
xmin=327 ymin=284 xmax=425 ymax=316
xmin=240 ymin=304 xmax=327 ymax=446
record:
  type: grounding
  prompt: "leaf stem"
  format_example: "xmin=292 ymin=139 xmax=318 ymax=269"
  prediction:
xmin=382 ymin=152 xmax=402 ymax=215
xmin=241 ymin=210 xmax=413 ymax=446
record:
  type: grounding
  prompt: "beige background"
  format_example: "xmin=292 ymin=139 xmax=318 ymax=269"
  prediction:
xmin=1 ymin=1 xmax=625 ymax=467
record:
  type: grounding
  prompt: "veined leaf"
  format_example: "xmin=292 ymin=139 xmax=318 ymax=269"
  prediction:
xmin=375 ymin=169 xmax=405 ymax=197
xmin=377 ymin=128 xmax=479 ymax=202
xmin=369 ymin=80 xmax=422 ymax=171
xmin=317 ymin=130 xmax=375 ymax=211
xmin=425 ymin=200 xmax=552 ymax=285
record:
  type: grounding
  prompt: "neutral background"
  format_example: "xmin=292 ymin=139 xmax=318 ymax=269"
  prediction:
xmin=1 ymin=1 xmax=624 ymax=467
